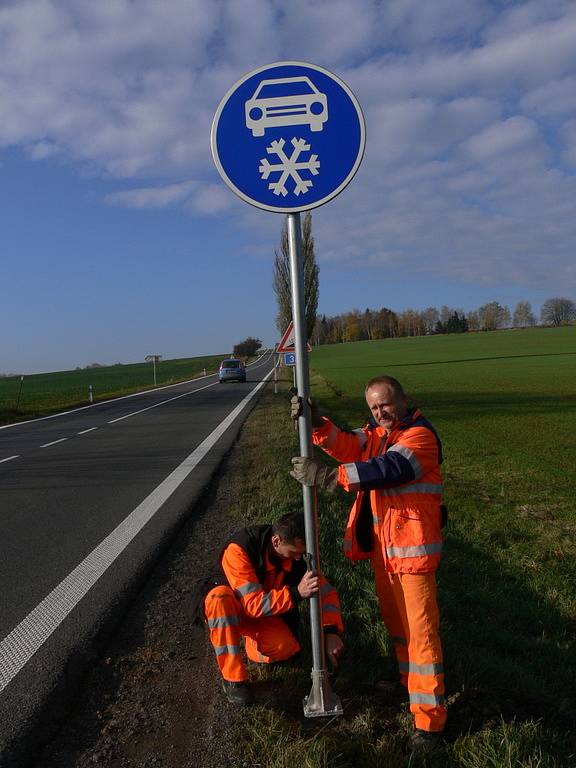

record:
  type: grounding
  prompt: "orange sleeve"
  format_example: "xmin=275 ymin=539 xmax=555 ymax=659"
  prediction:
xmin=313 ymin=417 xmax=369 ymax=463
xmin=221 ymin=543 xmax=294 ymax=619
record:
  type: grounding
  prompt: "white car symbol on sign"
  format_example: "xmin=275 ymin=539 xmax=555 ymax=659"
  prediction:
xmin=245 ymin=76 xmax=328 ymax=137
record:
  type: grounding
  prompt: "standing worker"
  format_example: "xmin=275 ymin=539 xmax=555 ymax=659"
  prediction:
xmin=290 ymin=376 xmax=446 ymax=752
xmin=202 ymin=512 xmax=344 ymax=706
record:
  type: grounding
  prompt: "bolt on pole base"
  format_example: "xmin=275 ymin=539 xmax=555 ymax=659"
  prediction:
xmin=303 ymin=669 xmax=343 ymax=718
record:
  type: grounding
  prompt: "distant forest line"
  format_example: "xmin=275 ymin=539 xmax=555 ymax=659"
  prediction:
xmin=312 ymin=297 xmax=576 ymax=345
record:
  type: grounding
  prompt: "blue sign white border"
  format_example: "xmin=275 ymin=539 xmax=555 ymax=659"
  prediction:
xmin=210 ymin=61 xmax=366 ymax=214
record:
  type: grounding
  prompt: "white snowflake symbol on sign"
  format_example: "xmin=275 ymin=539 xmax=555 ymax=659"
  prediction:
xmin=259 ymin=137 xmax=320 ymax=196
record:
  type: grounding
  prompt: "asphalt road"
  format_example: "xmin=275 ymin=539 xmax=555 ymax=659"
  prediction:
xmin=0 ymin=351 xmax=275 ymax=767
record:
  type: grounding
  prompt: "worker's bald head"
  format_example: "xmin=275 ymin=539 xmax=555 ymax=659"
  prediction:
xmin=365 ymin=376 xmax=408 ymax=432
xmin=364 ymin=375 xmax=405 ymax=398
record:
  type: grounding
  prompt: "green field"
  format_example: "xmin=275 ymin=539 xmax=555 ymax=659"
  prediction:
xmin=232 ymin=326 xmax=576 ymax=767
xmin=0 ymin=354 xmax=226 ymax=424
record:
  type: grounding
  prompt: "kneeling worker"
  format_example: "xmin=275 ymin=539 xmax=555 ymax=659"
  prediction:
xmin=204 ymin=512 xmax=344 ymax=706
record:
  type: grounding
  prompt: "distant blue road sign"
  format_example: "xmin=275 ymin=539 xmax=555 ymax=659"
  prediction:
xmin=283 ymin=352 xmax=296 ymax=366
xmin=211 ymin=61 xmax=365 ymax=213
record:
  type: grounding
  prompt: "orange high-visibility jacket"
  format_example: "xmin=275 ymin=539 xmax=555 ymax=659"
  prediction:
xmin=313 ymin=409 xmax=443 ymax=574
xmin=220 ymin=525 xmax=344 ymax=635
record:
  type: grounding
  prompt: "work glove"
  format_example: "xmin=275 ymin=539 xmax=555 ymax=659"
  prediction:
xmin=290 ymin=393 xmax=324 ymax=429
xmin=290 ymin=457 xmax=338 ymax=492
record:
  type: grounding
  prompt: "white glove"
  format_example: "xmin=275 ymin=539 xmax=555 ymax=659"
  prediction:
xmin=290 ymin=457 xmax=338 ymax=491
xmin=290 ymin=395 xmax=324 ymax=428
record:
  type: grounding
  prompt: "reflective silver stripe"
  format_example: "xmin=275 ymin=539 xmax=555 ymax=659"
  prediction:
xmin=214 ymin=644 xmax=241 ymax=656
xmin=207 ymin=616 xmax=241 ymax=629
xmin=343 ymin=462 xmax=360 ymax=488
xmin=409 ymin=692 xmax=445 ymax=706
xmin=320 ymin=583 xmax=335 ymax=596
xmin=261 ymin=592 xmax=273 ymax=616
xmin=372 ymin=515 xmax=380 ymax=525
xmin=391 ymin=635 xmax=407 ymax=646
xmin=387 ymin=445 xmax=422 ymax=479
xmin=235 ymin=582 xmax=261 ymax=596
xmin=399 ymin=661 xmax=444 ymax=676
xmin=386 ymin=542 xmax=443 ymax=559
xmin=380 ymin=483 xmax=443 ymax=497
xmin=322 ymin=603 xmax=339 ymax=613
xmin=353 ymin=428 xmax=368 ymax=449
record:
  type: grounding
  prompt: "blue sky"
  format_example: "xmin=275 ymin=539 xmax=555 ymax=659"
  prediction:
xmin=2 ymin=0 xmax=576 ymax=374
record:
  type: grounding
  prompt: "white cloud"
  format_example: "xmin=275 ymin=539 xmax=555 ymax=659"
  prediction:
xmin=105 ymin=181 xmax=197 ymax=208
xmin=460 ymin=116 xmax=541 ymax=161
xmin=25 ymin=140 xmax=60 ymax=160
xmin=188 ymin=184 xmax=235 ymax=214
xmin=380 ymin=0 xmax=491 ymax=48
xmin=561 ymin=119 xmax=576 ymax=166
xmin=521 ymin=76 xmax=576 ymax=117
xmin=1 ymin=0 xmax=576 ymax=295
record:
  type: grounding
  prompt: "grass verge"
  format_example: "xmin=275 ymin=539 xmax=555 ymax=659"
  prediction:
xmin=225 ymin=369 xmax=575 ymax=768
xmin=0 ymin=353 xmax=226 ymax=424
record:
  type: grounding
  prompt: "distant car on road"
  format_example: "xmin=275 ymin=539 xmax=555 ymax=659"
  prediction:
xmin=218 ymin=358 xmax=246 ymax=383
xmin=245 ymin=76 xmax=328 ymax=137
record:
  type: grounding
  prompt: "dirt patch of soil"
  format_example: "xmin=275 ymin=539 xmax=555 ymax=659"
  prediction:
xmin=34 ymin=449 xmax=253 ymax=768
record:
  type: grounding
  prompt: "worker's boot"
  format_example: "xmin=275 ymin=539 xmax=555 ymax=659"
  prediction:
xmin=409 ymin=729 xmax=442 ymax=753
xmin=221 ymin=680 xmax=253 ymax=707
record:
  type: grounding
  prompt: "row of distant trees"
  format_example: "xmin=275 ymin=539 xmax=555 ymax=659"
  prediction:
xmin=272 ymin=213 xmax=575 ymax=346
xmin=312 ymin=298 xmax=576 ymax=345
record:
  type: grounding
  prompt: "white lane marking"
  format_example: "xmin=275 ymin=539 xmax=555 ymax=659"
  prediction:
xmin=40 ymin=438 xmax=68 ymax=448
xmin=0 ymin=456 xmax=19 ymax=464
xmin=0 ymin=351 xmax=273 ymax=432
xmin=78 ymin=428 xmax=98 ymax=435
xmin=107 ymin=382 xmax=216 ymax=424
xmin=0 ymin=370 xmax=272 ymax=694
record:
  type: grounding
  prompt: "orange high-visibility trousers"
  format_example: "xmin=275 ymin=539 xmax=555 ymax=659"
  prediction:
xmin=204 ymin=585 xmax=301 ymax=682
xmin=372 ymin=547 xmax=446 ymax=732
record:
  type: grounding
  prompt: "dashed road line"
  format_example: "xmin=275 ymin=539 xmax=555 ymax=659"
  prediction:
xmin=78 ymin=427 xmax=98 ymax=435
xmin=0 ymin=350 xmax=272 ymax=432
xmin=0 ymin=456 xmax=19 ymax=464
xmin=40 ymin=438 xmax=68 ymax=448
xmin=0 ymin=369 xmax=273 ymax=694
xmin=107 ymin=383 xmax=216 ymax=424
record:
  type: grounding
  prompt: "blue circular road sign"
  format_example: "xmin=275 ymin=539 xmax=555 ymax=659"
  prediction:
xmin=211 ymin=61 xmax=365 ymax=213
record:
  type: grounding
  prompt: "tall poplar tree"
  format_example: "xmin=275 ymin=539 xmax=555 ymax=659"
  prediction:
xmin=273 ymin=212 xmax=319 ymax=341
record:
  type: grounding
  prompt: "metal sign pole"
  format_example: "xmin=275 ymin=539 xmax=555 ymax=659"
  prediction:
xmin=287 ymin=212 xmax=342 ymax=718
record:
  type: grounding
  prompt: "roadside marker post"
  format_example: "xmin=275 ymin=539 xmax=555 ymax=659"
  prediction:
xmin=145 ymin=355 xmax=162 ymax=387
xmin=15 ymin=375 xmax=24 ymax=411
xmin=212 ymin=60 xmax=365 ymax=718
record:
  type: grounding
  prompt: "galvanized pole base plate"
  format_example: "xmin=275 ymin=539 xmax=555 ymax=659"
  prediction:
xmin=303 ymin=669 xmax=343 ymax=718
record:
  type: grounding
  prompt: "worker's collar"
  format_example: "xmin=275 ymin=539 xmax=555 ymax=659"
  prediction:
xmin=266 ymin=543 xmax=293 ymax=571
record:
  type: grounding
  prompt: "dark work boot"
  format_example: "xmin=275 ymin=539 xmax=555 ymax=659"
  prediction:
xmin=221 ymin=680 xmax=254 ymax=706
xmin=409 ymin=729 xmax=442 ymax=753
